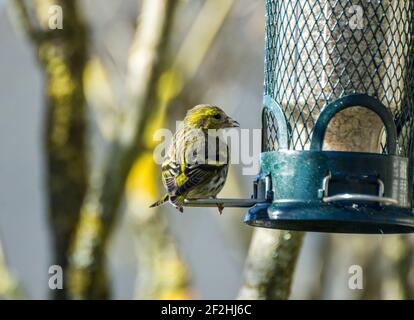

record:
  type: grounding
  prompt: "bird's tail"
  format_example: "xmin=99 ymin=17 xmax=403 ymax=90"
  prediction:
xmin=149 ymin=194 xmax=169 ymax=208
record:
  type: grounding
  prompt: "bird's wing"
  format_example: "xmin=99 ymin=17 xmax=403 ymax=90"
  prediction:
xmin=161 ymin=160 xmax=180 ymax=194
xmin=162 ymin=161 xmax=226 ymax=196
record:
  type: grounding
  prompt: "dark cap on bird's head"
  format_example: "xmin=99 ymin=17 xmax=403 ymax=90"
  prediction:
xmin=184 ymin=104 xmax=240 ymax=129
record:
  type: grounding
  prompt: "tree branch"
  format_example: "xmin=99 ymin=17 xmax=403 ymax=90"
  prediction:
xmin=12 ymin=0 xmax=89 ymax=299
xmin=67 ymin=0 xmax=179 ymax=299
xmin=126 ymin=0 xmax=235 ymax=299
xmin=238 ymin=230 xmax=304 ymax=299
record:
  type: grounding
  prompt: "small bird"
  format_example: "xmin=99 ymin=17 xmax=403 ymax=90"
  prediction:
xmin=150 ymin=104 xmax=239 ymax=214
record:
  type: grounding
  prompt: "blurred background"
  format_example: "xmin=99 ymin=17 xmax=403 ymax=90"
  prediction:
xmin=0 ymin=0 xmax=413 ymax=300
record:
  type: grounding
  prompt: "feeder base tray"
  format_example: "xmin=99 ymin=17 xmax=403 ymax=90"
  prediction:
xmin=245 ymin=202 xmax=414 ymax=234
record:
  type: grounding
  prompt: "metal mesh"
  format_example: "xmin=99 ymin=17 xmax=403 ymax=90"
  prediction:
xmin=263 ymin=0 xmax=414 ymax=156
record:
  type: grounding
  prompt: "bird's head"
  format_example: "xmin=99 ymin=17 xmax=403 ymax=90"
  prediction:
xmin=184 ymin=104 xmax=239 ymax=129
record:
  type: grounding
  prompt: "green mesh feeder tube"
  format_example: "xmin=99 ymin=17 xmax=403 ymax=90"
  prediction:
xmin=244 ymin=0 xmax=414 ymax=233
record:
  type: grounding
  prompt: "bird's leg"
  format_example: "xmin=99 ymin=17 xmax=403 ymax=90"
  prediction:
xmin=217 ymin=203 xmax=224 ymax=215
xmin=175 ymin=206 xmax=184 ymax=213
xmin=211 ymin=196 xmax=224 ymax=215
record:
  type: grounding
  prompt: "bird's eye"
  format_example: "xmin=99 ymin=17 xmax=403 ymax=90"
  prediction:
xmin=213 ymin=114 xmax=222 ymax=120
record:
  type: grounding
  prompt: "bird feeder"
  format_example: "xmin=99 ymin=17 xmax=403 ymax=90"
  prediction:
xmin=186 ymin=0 xmax=414 ymax=233
xmin=244 ymin=0 xmax=414 ymax=233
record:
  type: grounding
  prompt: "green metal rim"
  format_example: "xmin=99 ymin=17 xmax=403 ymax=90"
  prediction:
xmin=245 ymin=203 xmax=414 ymax=234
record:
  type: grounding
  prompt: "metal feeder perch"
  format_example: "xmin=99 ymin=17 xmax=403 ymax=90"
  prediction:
xmin=188 ymin=0 xmax=414 ymax=234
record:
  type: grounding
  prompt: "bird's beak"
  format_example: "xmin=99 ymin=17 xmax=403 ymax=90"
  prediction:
xmin=226 ymin=117 xmax=240 ymax=128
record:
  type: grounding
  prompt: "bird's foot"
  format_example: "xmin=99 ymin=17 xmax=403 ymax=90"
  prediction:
xmin=217 ymin=203 xmax=224 ymax=215
xmin=175 ymin=206 xmax=184 ymax=213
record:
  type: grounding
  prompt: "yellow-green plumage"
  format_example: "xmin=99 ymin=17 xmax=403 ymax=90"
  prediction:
xmin=150 ymin=104 xmax=239 ymax=213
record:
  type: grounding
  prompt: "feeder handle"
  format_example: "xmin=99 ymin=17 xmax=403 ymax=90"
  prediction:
xmin=263 ymin=95 xmax=290 ymax=149
xmin=323 ymin=194 xmax=398 ymax=205
xmin=321 ymin=174 xmax=398 ymax=206
xmin=311 ymin=94 xmax=398 ymax=155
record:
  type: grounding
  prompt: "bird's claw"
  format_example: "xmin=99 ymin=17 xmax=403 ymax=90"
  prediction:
xmin=217 ymin=203 xmax=224 ymax=215
xmin=176 ymin=206 xmax=184 ymax=213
